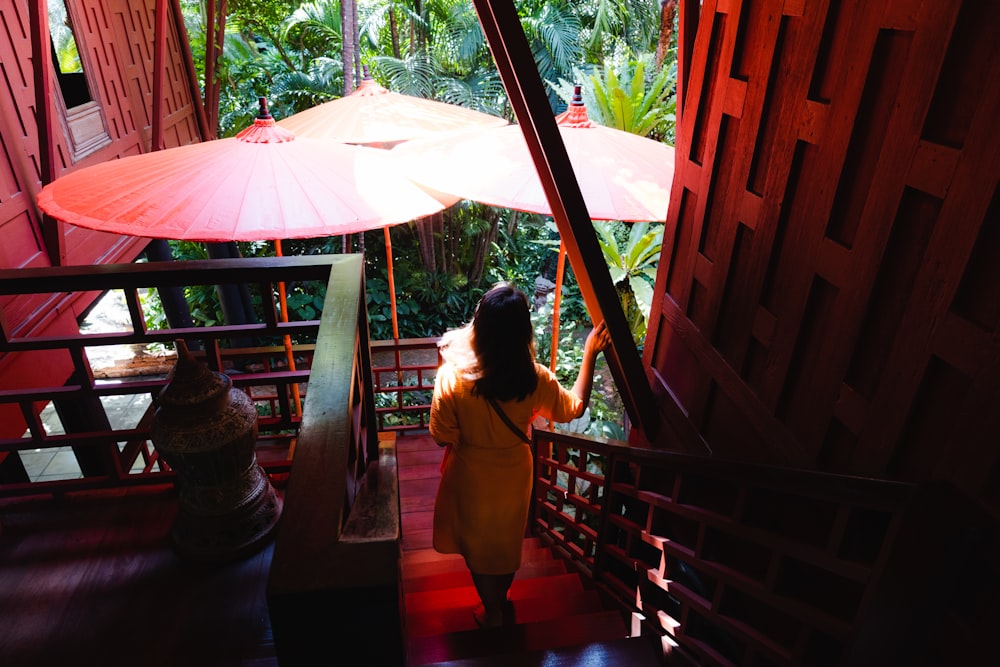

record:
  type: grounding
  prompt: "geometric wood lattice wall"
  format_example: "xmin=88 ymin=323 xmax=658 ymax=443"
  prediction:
xmin=644 ymin=0 xmax=1000 ymax=520
xmin=0 ymin=0 xmax=204 ymax=441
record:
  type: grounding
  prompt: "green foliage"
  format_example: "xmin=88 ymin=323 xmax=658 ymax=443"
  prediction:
xmin=552 ymin=52 xmax=676 ymax=143
xmin=594 ymin=221 xmax=663 ymax=346
xmin=229 ymin=0 xmax=303 ymax=39
xmin=531 ymin=294 xmax=624 ymax=437
xmin=48 ymin=2 xmax=82 ymax=74
xmin=485 ymin=214 xmax=556 ymax=287
xmin=517 ymin=1 xmax=583 ymax=108
xmin=576 ymin=0 xmax=661 ymax=63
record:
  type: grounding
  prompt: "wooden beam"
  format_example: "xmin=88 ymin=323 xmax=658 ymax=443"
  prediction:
xmin=470 ymin=0 xmax=660 ymax=438
xmin=170 ymin=0 xmax=212 ymax=140
xmin=29 ymin=0 xmax=65 ymax=265
xmin=152 ymin=0 xmax=167 ymax=151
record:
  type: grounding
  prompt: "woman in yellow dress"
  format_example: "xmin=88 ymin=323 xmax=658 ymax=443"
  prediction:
xmin=430 ymin=282 xmax=611 ymax=628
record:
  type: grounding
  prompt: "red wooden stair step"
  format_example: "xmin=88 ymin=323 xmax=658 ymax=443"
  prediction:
xmin=407 ymin=609 xmax=638 ymax=665
xmin=411 ymin=636 xmax=665 ymax=667
xmin=406 ymin=575 xmax=603 ymax=637
xmin=403 ymin=559 xmax=568 ymax=594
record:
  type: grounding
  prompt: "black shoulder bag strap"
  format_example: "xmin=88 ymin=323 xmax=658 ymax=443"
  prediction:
xmin=486 ymin=396 xmax=532 ymax=445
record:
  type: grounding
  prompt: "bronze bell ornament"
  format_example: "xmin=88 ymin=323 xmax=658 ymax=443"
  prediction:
xmin=151 ymin=339 xmax=282 ymax=562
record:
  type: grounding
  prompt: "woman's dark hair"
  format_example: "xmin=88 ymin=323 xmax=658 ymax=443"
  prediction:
xmin=471 ymin=283 xmax=538 ymax=401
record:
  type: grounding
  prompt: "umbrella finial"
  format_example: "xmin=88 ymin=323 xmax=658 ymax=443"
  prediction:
xmin=236 ymin=96 xmax=296 ymax=143
xmin=257 ymin=96 xmax=273 ymax=120
xmin=355 ymin=69 xmax=388 ymax=97
xmin=557 ymin=84 xmax=594 ymax=128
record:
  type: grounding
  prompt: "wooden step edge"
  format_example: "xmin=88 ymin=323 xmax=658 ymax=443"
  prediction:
xmin=405 ymin=572 xmax=586 ymax=613
xmin=403 ymin=559 xmax=568 ymax=594
xmin=407 ymin=609 xmax=643 ymax=666
xmin=412 ymin=636 xmax=664 ymax=667
xmin=401 ymin=547 xmax=559 ymax=578
xmin=402 ymin=538 xmax=546 ymax=564
xmin=404 ymin=588 xmax=606 ymax=638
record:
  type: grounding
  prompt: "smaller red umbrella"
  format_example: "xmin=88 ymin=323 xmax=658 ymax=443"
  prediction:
xmin=392 ymin=86 xmax=675 ymax=222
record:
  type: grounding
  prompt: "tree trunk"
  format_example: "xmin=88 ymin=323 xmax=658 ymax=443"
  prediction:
xmin=341 ymin=0 xmax=356 ymax=94
xmin=655 ymin=0 xmax=678 ymax=70
xmin=415 ymin=215 xmax=438 ymax=274
xmin=205 ymin=0 xmax=228 ymax=133
xmin=389 ymin=9 xmax=401 ymax=59
xmin=352 ymin=0 xmax=361 ymax=86
xmin=470 ymin=212 xmax=499 ymax=287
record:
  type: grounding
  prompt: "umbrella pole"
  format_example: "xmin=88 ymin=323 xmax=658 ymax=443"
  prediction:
xmin=384 ymin=227 xmax=400 ymax=340
xmin=550 ymin=239 xmax=567 ymax=372
xmin=274 ymin=240 xmax=303 ymax=423
xmin=385 ymin=227 xmax=404 ymax=405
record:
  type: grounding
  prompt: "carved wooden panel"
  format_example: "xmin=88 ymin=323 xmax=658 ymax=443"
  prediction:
xmin=0 ymin=0 xmax=202 ymax=277
xmin=644 ymin=0 xmax=1000 ymax=516
xmin=0 ymin=0 xmax=204 ymax=439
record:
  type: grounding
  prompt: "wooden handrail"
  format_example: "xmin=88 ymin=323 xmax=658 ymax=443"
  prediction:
xmin=266 ymin=256 xmax=401 ymax=666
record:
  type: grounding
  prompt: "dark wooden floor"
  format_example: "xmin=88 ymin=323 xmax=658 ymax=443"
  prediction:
xmin=0 ymin=483 xmax=277 ymax=667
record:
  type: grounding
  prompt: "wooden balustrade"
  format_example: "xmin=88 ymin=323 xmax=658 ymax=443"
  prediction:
xmin=371 ymin=336 xmax=440 ymax=434
xmin=0 ymin=255 xmax=431 ymax=501
xmin=0 ymin=256 xmax=343 ymax=495
xmin=531 ymin=429 xmax=994 ymax=666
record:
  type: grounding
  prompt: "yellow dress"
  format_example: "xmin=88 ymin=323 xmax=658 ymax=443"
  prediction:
xmin=430 ymin=361 xmax=582 ymax=574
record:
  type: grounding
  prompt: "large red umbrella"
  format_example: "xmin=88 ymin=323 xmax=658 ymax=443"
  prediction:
xmin=37 ymin=99 xmax=458 ymax=417
xmin=277 ymin=72 xmax=509 ymax=147
xmin=38 ymin=103 xmax=456 ymax=241
xmin=393 ymin=87 xmax=674 ymax=370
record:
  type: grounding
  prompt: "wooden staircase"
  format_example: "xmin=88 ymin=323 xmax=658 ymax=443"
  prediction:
xmin=396 ymin=433 xmax=663 ymax=666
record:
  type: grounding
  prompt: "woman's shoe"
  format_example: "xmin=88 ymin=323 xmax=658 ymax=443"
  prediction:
xmin=501 ymin=599 xmax=516 ymax=626
xmin=472 ymin=603 xmax=503 ymax=628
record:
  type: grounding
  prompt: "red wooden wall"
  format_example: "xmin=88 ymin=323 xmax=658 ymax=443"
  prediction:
xmin=644 ymin=0 xmax=999 ymax=518
xmin=0 ymin=0 xmax=205 ymax=439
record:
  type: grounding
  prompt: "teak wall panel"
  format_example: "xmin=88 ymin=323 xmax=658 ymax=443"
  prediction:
xmin=0 ymin=0 xmax=204 ymax=436
xmin=645 ymin=0 xmax=1000 ymax=515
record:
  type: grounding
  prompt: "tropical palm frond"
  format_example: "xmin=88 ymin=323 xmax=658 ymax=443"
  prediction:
xmin=282 ymin=0 xmax=342 ymax=50
xmin=436 ymin=71 xmax=507 ymax=116
xmin=370 ymin=54 xmax=436 ymax=98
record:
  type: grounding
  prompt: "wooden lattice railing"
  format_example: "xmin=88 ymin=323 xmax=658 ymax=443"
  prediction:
xmin=0 ymin=254 xmax=440 ymax=500
xmin=371 ymin=337 xmax=440 ymax=434
xmin=0 ymin=255 xmax=378 ymax=499
xmin=532 ymin=429 xmax=994 ymax=666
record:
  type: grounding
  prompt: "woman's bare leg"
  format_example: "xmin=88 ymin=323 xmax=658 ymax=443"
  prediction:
xmin=471 ymin=572 xmax=516 ymax=627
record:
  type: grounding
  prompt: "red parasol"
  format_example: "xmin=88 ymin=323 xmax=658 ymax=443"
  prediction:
xmin=277 ymin=72 xmax=509 ymax=147
xmin=37 ymin=103 xmax=456 ymax=242
xmin=393 ymin=86 xmax=674 ymax=370
xmin=277 ymin=72 xmax=506 ymax=345
xmin=392 ymin=86 xmax=674 ymax=222
xmin=37 ymin=99 xmax=458 ymax=419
